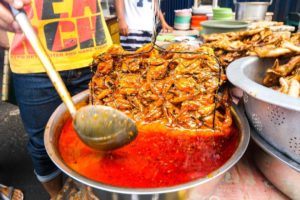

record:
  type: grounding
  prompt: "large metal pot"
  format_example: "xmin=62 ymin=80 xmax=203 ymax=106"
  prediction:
xmin=227 ymin=57 xmax=300 ymax=163
xmin=234 ymin=0 xmax=273 ymax=21
xmin=251 ymin=128 xmax=300 ymax=199
xmin=44 ymin=90 xmax=250 ymax=200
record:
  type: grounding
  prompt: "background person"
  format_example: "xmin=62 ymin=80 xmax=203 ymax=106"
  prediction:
xmin=115 ymin=0 xmax=173 ymax=51
xmin=0 ymin=0 xmax=112 ymax=199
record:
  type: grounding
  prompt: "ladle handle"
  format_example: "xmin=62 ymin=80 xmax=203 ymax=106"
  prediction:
xmin=10 ymin=6 xmax=77 ymax=117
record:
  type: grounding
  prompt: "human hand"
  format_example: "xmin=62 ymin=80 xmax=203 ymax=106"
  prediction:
xmin=118 ymin=19 xmax=129 ymax=36
xmin=0 ymin=30 xmax=9 ymax=48
xmin=0 ymin=0 xmax=31 ymax=32
xmin=161 ymin=22 xmax=173 ymax=33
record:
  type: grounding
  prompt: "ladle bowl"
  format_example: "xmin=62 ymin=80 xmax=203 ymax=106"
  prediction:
xmin=74 ymin=105 xmax=138 ymax=150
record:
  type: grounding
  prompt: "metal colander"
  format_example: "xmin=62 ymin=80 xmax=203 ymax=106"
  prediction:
xmin=227 ymin=56 xmax=300 ymax=163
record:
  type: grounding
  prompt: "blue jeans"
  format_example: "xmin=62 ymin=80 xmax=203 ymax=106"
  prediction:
xmin=12 ymin=67 xmax=93 ymax=182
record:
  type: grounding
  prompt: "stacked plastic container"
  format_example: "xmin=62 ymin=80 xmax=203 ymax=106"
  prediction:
xmin=174 ymin=9 xmax=192 ymax=30
xmin=191 ymin=6 xmax=212 ymax=31
xmin=191 ymin=15 xmax=208 ymax=30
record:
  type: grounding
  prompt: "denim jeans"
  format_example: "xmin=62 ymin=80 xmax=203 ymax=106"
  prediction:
xmin=12 ymin=67 xmax=94 ymax=182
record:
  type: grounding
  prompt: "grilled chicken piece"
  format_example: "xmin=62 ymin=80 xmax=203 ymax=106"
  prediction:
xmin=254 ymin=46 xmax=292 ymax=58
xmin=203 ymin=28 xmax=300 ymax=67
xmin=263 ymin=56 xmax=300 ymax=98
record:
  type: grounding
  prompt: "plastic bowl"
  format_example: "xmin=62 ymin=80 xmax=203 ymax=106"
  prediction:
xmin=201 ymin=20 xmax=248 ymax=34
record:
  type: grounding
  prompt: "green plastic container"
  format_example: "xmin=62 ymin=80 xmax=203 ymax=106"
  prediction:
xmin=213 ymin=7 xmax=233 ymax=20
xmin=213 ymin=14 xmax=233 ymax=20
xmin=213 ymin=7 xmax=232 ymax=13
xmin=174 ymin=15 xmax=192 ymax=24
xmin=200 ymin=20 xmax=248 ymax=34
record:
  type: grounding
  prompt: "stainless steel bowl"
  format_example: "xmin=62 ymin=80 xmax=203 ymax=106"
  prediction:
xmin=44 ymin=90 xmax=250 ymax=200
xmin=227 ymin=56 xmax=300 ymax=163
xmin=234 ymin=0 xmax=273 ymax=21
xmin=252 ymin=128 xmax=300 ymax=199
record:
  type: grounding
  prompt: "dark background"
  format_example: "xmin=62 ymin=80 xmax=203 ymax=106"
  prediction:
xmin=161 ymin=0 xmax=300 ymax=27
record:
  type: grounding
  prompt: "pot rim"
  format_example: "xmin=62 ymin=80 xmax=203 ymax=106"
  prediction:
xmin=44 ymin=90 xmax=250 ymax=195
xmin=227 ymin=56 xmax=300 ymax=112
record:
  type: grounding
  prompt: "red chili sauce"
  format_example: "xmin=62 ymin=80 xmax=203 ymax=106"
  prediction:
xmin=58 ymin=120 xmax=239 ymax=188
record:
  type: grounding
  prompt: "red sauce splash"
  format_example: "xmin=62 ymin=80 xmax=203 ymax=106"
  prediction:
xmin=58 ymin=119 xmax=239 ymax=188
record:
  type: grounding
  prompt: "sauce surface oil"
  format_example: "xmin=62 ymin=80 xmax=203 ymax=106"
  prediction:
xmin=59 ymin=119 xmax=239 ymax=188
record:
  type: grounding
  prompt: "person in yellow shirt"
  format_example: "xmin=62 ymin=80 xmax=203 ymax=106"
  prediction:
xmin=0 ymin=0 xmax=111 ymax=198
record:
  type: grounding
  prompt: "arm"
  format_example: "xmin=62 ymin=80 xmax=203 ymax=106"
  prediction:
xmin=154 ymin=0 xmax=173 ymax=33
xmin=0 ymin=30 xmax=9 ymax=48
xmin=158 ymin=10 xmax=173 ymax=33
xmin=115 ymin=0 xmax=129 ymax=36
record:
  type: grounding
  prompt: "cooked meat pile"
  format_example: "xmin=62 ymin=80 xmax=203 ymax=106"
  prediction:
xmin=203 ymin=28 xmax=300 ymax=98
xmin=203 ymin=28 xmax=300 ymax=67
xmin=90 ymin=44 xmax=232 ymax=130
xmin=263 ymin=56 xmax=300 ymax=98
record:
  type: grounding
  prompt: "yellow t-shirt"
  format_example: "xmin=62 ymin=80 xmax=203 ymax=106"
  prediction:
xmin=9 ymin=0 xmax=112 ymax=74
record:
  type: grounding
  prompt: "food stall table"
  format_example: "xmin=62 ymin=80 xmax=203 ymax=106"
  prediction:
xmin=187 ymin=148 xmax=288 ymax=200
